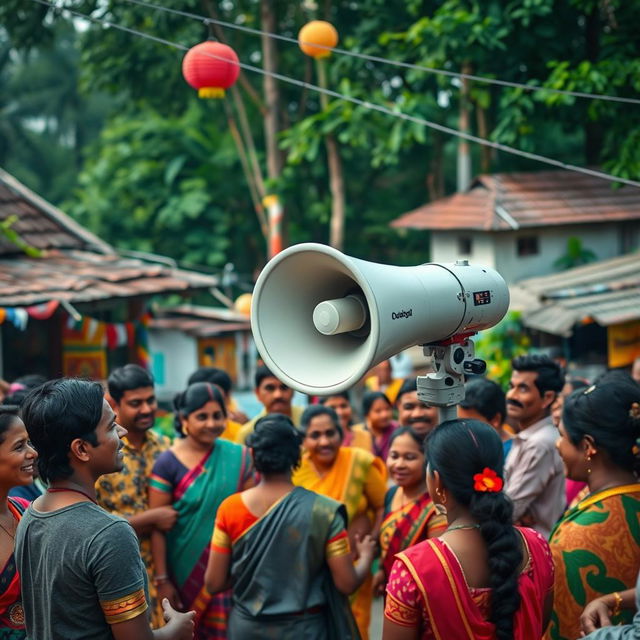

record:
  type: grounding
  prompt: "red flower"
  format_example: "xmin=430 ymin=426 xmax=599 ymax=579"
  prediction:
xmin=473 ymin=467 xmax=503 ymax=493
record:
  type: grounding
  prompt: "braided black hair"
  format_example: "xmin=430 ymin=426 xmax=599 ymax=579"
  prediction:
xmin=426 ymin=419 xmax=522 ymax=640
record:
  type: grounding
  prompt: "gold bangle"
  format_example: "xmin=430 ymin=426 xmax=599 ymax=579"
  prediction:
xmin=610 ymin=592 xmax=623 ymax=618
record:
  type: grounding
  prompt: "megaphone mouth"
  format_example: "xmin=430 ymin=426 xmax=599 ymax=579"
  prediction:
xmin=251 ymin=243 xmax=510 ymax=396
xmin=251 ymin=244 xmax=380 ymax=393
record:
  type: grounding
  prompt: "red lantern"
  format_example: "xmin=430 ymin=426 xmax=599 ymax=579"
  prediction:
xmin=182 ymin=41 xmax=240 ymax=99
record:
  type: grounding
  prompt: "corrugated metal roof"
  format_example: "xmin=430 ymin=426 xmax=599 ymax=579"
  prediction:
xmin=513 ymin=253 xmax=640 ymax=336
xmin=149 ymin=306 xmax=250 ymax=337
xmin=149 ymin=317 xmax=250 ymax=338
xmin=0 ymin=250 xmax=218 ymax=307
xmin=391 ymin=170 xmax=640 ymax=231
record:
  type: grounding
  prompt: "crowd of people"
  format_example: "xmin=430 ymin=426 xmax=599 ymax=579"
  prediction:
xmin=0 ymin=352 xmax=638 ymax=639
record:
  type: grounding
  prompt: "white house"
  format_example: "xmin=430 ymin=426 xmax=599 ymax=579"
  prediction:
xmin=391 ymin=170 xmax=640 ymax=284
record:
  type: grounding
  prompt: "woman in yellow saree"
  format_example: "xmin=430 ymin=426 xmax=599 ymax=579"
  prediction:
xmin=292 ymin=405 xmax=387 ymax=640
xmin=548 ymin=376 xmax=640 ymax=640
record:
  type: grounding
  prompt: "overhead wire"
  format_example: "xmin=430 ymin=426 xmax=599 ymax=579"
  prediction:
xmin=122 ymin=0 xmax=640 ymax=106
xmin=29 ymin=0 xmax=640 ymax=188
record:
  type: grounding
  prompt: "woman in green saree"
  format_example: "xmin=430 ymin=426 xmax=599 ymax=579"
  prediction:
xmin=547 ymin=375 xmax=640 ymax=640
xmin=150 ymin=382 xmax=254 ymax=639
xmin=205 ymin=413 xmax=376 ymax=639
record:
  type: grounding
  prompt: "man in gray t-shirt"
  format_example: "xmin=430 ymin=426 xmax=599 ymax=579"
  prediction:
xmin=16 ymin=503 xmax=148 ymax=639
xmin=15 ymin=378 xmax=194 ymax=640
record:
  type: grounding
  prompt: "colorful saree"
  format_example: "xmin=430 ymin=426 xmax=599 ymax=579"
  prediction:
xmin=292 ymin=447 xmax=386 ymax=640
xmin=212 ymin=487 xmax=359 ymax=639
xmin=546 ymin=483 xmax=640 ymax=640
xmin=0 ymin=498 xmax=28 ymax=639
xmin=150 ymin=439 xmax=252 ymax=639
xmin=386 ymin=526 xmax=554 ymax=639
xmin=379 ymin=487 xmax=447 ymax=579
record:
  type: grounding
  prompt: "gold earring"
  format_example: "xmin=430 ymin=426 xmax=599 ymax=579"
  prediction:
xmin=435 ymin=502 xmax=448 ymax=516
xmin=586 ymin=453 xmax=592 ymax=475
xmin=434 ymin=490 xmax=447 ymax=516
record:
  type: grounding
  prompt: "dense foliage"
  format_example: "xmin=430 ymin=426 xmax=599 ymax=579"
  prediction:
xmin=1 ymin=0 xmax=639 ymax=281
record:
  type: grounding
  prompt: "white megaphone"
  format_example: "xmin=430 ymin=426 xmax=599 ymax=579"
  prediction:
xmin=251 ymin=243 xmax=509 ymax=396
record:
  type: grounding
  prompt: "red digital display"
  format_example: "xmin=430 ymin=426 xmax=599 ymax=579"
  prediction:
xmin=473 ymin=290 xmax=491 ymax=306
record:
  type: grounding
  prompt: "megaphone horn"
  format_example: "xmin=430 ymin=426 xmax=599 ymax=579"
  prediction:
xmin=251 ymin=243 xmax=509 ymax=396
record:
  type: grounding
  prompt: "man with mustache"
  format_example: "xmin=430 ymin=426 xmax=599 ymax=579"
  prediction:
xmin=503 ymin=354 xmax=565 ymax=537
xmin=236 ymin=366 xmax=305 ymax=444
xmin=96 ymin=364 xmax=177 ymax=627
xmin=395 ymin=377 xmax=439 ymax=438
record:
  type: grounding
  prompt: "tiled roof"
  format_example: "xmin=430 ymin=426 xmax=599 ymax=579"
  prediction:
xmin=0 ymin=168 xmax=112 ymax=255
xmin=511 ymin=252 xmax=640 ymax=336
xmin=391 ymin=171 xmax=640 ymax=231
xmin=0 ymin=250 xmax=218 ymax=307
xmin=0 ymin=168 xmax=218 ymax=306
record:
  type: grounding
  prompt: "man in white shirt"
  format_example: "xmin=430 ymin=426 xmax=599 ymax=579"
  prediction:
xmin=504 ymin=354 xmax=565 ymax=538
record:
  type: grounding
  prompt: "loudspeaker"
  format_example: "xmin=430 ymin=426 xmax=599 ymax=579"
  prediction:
xmin=251 ymin=243 xmax=509 ymax=395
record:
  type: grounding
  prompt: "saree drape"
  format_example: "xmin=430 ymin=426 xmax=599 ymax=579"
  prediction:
xmin=152 ymin=439 xmax=251 ymax=638
xmin=390 ymin=526 xmax=553 ymax=640
xmin=0 ymin=498 xmax=28 ymax=639
xmin=227 ymin=487 xmax=360 ymax=640
xmin=292 ymin=446 xmax=386 ymax=640
xmin=379 ymin=488 xmax=447 ymax=579
xmin=546 ymin=484 xmax=640 ymax=640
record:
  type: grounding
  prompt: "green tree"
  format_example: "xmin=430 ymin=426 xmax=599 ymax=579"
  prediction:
xmin=2 ymin=0 xmax=639 ymax=277
xmin=65 ymin=102 xmax=262 ymax=273
xmin=0 ymin=21 xmax=113 ymax=202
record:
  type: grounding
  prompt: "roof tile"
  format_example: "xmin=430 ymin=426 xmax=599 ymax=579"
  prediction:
xmin=391 ymin=170 xmax=640 ymax=231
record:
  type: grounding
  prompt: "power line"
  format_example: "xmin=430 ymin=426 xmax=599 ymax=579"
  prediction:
xmin=30 ymin=0 xmax=640 ymax=188
xmin=122 ymin=0 xmax=640 ymax=107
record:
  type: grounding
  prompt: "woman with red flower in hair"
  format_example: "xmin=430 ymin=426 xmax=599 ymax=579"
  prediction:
xmin=383 ymin=419 xmax=554 ymax=640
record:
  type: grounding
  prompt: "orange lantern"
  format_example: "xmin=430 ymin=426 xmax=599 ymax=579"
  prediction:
xmin=298 ymin=21 xmax=339 ymax=59
xmin=235 ymin=293 xmax=252 ymax=316
xmin=182 ymin=41 xmax=240 ymax=98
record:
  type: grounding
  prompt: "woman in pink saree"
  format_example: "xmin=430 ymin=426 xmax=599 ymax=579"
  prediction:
xmin=383 ymin=419 xmax=554 ymax=640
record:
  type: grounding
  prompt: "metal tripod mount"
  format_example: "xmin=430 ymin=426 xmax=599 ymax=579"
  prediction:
xmin=416 ymin=333 xmax=486 ymax=423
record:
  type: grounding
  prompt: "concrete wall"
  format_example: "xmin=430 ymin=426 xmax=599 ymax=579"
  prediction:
xmin=148 ymin=329 xmax=198 ymax=402
xmin=495 ymin=224 xmax=621 ymax=283
xmin=429 ymin=231 xmax=496 ymax=268
xmin=430 ymin=222 xmax=636 ymax=284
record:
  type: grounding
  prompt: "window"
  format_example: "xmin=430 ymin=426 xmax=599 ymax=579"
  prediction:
xmin=457 ymin=236 xmax=473 ymax=256
xmin=517 ymin=235 xmax=539 ymax=257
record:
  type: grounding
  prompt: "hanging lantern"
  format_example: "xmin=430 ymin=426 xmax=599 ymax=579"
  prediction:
xmin=182 ymin=41 xmax=240 ymax=99
xmin=235 ymin=293 xmax=252 ymax=316
xmin=298 ymin=21 xmax=339 ymax=59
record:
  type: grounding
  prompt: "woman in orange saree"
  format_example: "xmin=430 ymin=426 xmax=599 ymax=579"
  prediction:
xmin=547 ymin=377 xmax=640 ymax=640
xmin=293 ymin=404 xmax=387 ymax=640
xmin=383 ymin=419 xmax=554 ymax=640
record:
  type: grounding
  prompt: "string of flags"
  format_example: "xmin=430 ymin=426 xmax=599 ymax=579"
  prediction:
xmin=0 ymin=301 xmax=151 ymax=352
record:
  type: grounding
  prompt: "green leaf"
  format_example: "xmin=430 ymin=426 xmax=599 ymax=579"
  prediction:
xmin=164 ymin=155 xmax=187 ymax=186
